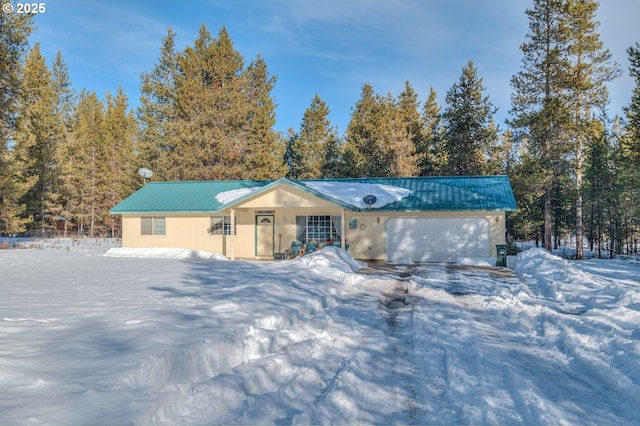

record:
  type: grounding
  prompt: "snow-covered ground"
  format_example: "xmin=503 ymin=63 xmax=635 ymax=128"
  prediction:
xmin=1 ymin=240 xmax=639 ymax=425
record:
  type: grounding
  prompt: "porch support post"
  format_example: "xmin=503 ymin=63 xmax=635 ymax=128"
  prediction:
xmin=230 ymin=209 xmax=236 ymax=260
xmin=341 ymin=208 xmax=345 ymax=250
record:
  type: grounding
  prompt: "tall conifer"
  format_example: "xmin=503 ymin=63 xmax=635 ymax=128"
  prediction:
xmin=442 ymin=60 xmax=499 ymax=176
xmin=68 ymin=91 xmax=107 ymax=237
xmin=565 ymin=0 xmax=620 ymax=259
xmin=287 ymin=94 xmax=338 ymax=179
xmin=12 ymin=43 xmax=61 ymax=235
xmin=418 ymin=87 xmax=446 ymax=175
xmin=510 ymin=0 xmax=573 ymax=251
xmin=341 ymin=84 xmax=418 ymax=177
xmin=0 ymin=12 xmax=33 ymax=234
xmin=243 ymin=55 xmax=285 ymax=179
xmin=137 ymin=28 xmax=179 ymax=181
xmin=104 ymin=87 xmax=137 ymax=237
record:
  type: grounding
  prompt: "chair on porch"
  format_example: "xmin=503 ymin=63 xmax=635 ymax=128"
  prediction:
xmin=305 ymin=241 xmax=319 ymax=254
xmin=287 ymin=241 xmax=304 ymax=258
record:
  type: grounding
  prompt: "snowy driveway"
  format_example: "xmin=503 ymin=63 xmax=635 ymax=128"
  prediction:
xmin=1 ymin=243 xmax=639 ymax=425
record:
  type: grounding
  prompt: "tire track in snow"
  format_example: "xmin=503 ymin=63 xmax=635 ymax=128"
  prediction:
xmin=299 ymin=271 xmax=424 ymax=424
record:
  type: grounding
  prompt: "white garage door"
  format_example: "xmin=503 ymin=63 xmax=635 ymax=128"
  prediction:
xmin=385 ymin=217 xmax=490 ymax=263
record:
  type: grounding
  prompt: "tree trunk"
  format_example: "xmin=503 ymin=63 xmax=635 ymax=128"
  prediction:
xmin=576 ymin=141 xmax=584 ymax=260
xmin=544 ymin=186 xmax=552 ymax=251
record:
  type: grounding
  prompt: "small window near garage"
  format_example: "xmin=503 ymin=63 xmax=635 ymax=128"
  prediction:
xmin=209 ymin=216 xmax=236 ymax=235
xmin=141 ymin=217 xmax=166 ymax=236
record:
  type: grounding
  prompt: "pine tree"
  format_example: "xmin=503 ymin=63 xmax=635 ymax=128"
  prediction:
xmin=397 ymin=81 xmax=424 ymax=168
xmin=620 ymin=43 xmax=640 ymax=253
xmin=68 ymin=91 xmax=108 ymax=237
xmin=624 ymin=43 xmax=640 ymax=164
xmin=104 ymin=87 xmax=137 ymax=237
xmin=510 ymin=0 xmax=573 ymax=252
xmin=442 ymin=60 xmax=499 ymax=176
xmin=418 ymin=87 xmax=446 ymax=175
xmin=584 ymin=120 xmax=616 ymax=257
xmin=340 ymin=84 xmax=378 ymax=177
xmin=12 ymin=43 xmax=62 ymax=235
xmin=341 ymin=84 xmax=418 ymax=177
xmin=0 ymin=12 xmax=33 ymax=234
xmin=243 ymin=55 xmax=285 ymax=179
xmin=137 ymin=28 xmax=180 ymax=181
xmin=50 ymin=51 xmax=75 ymax=235
xmin=287 ymin=94 xmax=339 ymax=179
xmin=0 ymin=11 xmax=33 ymax=142
xmin=564 ymin=0 xmax=620 ymax=259
xmin=145 ymin=25 xmax=284 ymax=181
xmin=173 ymin=25 xmax=247 ymax=180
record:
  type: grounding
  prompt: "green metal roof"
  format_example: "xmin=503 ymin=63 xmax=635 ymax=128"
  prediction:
xmin=110 ymin=180 xmax=271 ymax=214
xmin=299 ymin=175 xmax=517 ymax=212
xmin=110 ymin=176 xmax=516 ymax=214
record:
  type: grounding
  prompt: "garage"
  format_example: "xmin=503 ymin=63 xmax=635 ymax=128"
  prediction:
xmin=385 ymin=217 xmax=490 ymax=263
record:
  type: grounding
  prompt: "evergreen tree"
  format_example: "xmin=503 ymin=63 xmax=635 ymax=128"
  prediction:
xmin=287 ymin=94 xmax=339 ymax=179
xmin=564 ymin=0 xmax=620 ymax=259
xmin=340 ymin=84 xmax=378 ymax=177
xmin=173 ymin=25 xmax=247 ymax=180
xmin=0 ymin=12 xmax=33 ymax=234
xmin=397 ymin=81 xmax=424 ymax=169
xmin=508 ymin=147 xmax=546 ymax=244
xmin=243 ymin=55 xmax=285 ymax=179
xmin=0 ymin=11 xmax=33 ymax=142
xmin=137 ymin=28 xmax=179 ymax=181
xmin=510 ymin=0 xmax=573 ymax=251
xmin=584 ymin=121 xmax=616 ymax=257
xmin=341 ymin=84 xmax=418 ymax=177
xmin=12 ymin=43 xmax=62 ymax=235
xmin=104 ymin=87 xmax=137 ymax=237
xmin=442 ymin=60 xmax=499 ymax=176
xmin=67 ymin=91 xmax=108 ymax=237
xmin=50 ymin=51 xmax=75 ymax=235
xmin=417 ymin=87 xmax=446 ymax=176
xmin=624 ymin=43 xmax=640 ymax=167
xmin=143 ymin=25 xmax=283 ymax=181
xmin=620 ymin=42 xmax=640 ymax=253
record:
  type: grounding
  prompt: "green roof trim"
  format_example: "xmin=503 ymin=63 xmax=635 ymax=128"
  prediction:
xmin=110 ymin=175 xmax=517 ymax=214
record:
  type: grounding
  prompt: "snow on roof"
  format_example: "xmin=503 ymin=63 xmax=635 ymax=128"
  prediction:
xmin=215 ymin=186 xmax=264 ymax=205
xmin=303 ymin=181 xmax=411 ymax=209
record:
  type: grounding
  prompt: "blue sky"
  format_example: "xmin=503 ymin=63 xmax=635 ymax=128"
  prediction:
xmin=31 ymin=0 xmax=639 ymax=134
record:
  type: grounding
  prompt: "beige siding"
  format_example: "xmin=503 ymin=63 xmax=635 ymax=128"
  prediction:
xmin=343 ymin=211 xmax=506 ymax=261
xmin=122 ymin=214 xmax=227 ymax=254
xmin=122 ymin=210 xmax=506 ymax=261
xmin=119 ymin=182 xmax=506 ymax=261
xmin=240 ymin=187 xmax=337 ymax=209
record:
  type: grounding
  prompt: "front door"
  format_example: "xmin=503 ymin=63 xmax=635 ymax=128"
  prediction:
xmin=255 ymin=215 xmax=274 ymax=257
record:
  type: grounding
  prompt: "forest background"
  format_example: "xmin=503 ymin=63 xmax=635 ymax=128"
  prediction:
xmin=1 ymin=0 xmax=639 ymax=259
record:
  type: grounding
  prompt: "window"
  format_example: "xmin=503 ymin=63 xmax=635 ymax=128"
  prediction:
xmin=209 ymin=216 xmax=236 ymax=235
xmin=141 ymin=217 xmax=165 ymax=236
xmin=296 ymin=215 xmax=341 ymax=243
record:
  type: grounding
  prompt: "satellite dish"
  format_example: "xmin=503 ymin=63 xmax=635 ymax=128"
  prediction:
xmin=138 ymin=167 xmax=153 ymax=184
xmin=363 ymin=194 xmax=377 ymax=209
xmin=138 ymin=168 xmax=153 ymax=178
